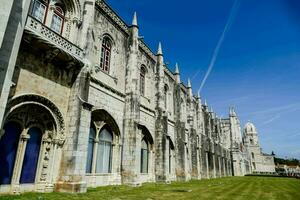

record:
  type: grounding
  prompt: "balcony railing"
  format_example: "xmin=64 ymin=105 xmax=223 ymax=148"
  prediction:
xmin=25 ymin=15 xmax=83 ymax=61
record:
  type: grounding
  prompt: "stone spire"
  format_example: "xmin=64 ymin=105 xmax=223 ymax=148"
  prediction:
xmin=230 ymin=107 xmax=237 ymax=117
xmin=157 ymin=42 xmax=163 ymax=56
xmin=204 ymin=99 xmax=208 ymax=107
xmin=156 ymin=42 xmax=165 ymax=109
xmin=187 ymin=78 xmax=191 ymax=88
xmin=131 ymin=12 xmax=138 ymax=27
xmin=175 ymin=63 xmax=181 ymax=84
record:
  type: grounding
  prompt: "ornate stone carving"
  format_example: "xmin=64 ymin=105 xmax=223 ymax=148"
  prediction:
xmin=5 ymin=94 xmax=66 ymax=145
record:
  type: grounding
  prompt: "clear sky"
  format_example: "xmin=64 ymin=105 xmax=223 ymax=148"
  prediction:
xmin=106 ymin=0 xmax=300 ymax=159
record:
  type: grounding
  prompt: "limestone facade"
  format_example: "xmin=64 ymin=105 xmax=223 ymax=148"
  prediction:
xmin=243 ymin=122 xmax=275 ymax=173
xmin=0 ymin=0 xmax=257 ymax=194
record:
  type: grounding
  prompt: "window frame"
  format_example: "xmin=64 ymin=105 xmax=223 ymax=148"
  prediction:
xmin=50 ymin=5 xmax=65 ymax=34
xmin=140 ymin=66 xmax=146 ymax=96
xmin=100 ymin=38 xmax=112 ymax=74
xmin=140 ymin=137 xmax=149 ymax=174
xmin=30 ymin=0 xmax=49 ymax=23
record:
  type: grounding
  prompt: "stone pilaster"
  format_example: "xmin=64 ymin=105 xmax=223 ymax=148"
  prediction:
xmin=56 ymin=67 xmax=92 ymax=193
xmin=121 ymin=12 xmax=141 ymax=185
xmin=0 ymin=0 xmax=31 ymax=128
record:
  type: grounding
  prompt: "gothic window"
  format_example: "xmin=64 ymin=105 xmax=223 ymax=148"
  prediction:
xmin=86 ymin=125 xmax=113 ymax=174
xmin=140 ymin=66 xmax=146 ymax=96
xmin=141 ymin=138 xmax=149 ymax=173
xmin=164 ymin=85 xmax=169 ymax=110
xmin=250 ymin=139 xmax=254 ymax=145
xmin=0 ymin=122 xmax=22 ymax=184
xmin=100 ymin=37 xmax=112 ymax=73
xmin=31 ymin=0 xmax=48 ymax=23
xmin=96 ymin=128 xmax=113 ymax=173
xmin=50 ymin=5 xmax=65 ymax=34
xmin=168 ymin=138 xmax=174 ymax=174
xmin=251 ymin=152 xmax=255 ymax=159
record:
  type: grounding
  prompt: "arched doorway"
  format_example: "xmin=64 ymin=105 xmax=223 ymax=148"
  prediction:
xmin=0 ymin=95 xmax=65 ymax=189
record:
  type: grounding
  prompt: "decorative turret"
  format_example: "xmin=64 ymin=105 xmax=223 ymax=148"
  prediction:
xmin=175 ymin=63 xmax=181 ymax=84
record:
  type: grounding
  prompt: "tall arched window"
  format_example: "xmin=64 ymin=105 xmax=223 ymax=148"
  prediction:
xmin=140 ymin=66 xmax=146 ymax=96
xmin=96 ymin=128 xmax=113 ymax=173
xmin=164 ymin=85 xmax=169 ymax=110
xmin=31 ymin=0 xmax=49 ymax=23
xmin=100 ymin=38 xmax=112 ymax=73
xmin=141 ymin=138 xmax=149 ymax=173
xmin=86 ymin=125 xmax=114 ymax=174
xmin=169 ymin=138 xmax=174 ymax=174
xmin=50 ymin=5 xmax=65 ymax=34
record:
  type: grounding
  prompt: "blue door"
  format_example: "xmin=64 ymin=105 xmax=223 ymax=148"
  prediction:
xmin=20 ymin=127 xmax=42 ymax=184
xmin=0 ymin=122 xmax=22 ymax=184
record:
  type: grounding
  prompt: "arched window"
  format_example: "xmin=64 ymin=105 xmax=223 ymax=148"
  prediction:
xmin=164 ymin=85 xmax=169 ymax=110
xmin=250 ymin=139 xmax=254 ymax=145
xmin=30 ymin=0 xmax=49 ymax=23
xmin=50 ymin=5 xmax=65 ymax=34
xmin=169 ymin=138 xmax=174 ymax=174
xmin=86 ymin=125 xmax=114 ymax=174
xmin=96 ymin=128 xmax=113 ymax=173
xmin=251 ymin=152 xmax=255 ymax=159
xmin=141 ymin=138 xmax=149 ymax=173
xmin=140 ymin=66 xmax=146 ymax=96
xmin=100 ymin=38 xmax=112 ymax=73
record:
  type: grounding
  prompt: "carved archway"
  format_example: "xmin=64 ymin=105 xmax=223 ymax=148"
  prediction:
xmin=3 ymin=94 xmax=65 ymax=145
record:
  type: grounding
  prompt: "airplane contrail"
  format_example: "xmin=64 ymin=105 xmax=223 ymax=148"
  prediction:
xmin=196 ymin=0 xmax=241 ymax=94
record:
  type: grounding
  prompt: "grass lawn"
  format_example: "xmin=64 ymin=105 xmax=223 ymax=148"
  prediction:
xmin=1 ymin=176 xmax=299 ymax=200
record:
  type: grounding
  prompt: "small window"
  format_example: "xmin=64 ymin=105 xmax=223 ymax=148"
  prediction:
xmin=50 ymin=5 xmax=65 ymax=34
xmin=31 ymin=0 xmax=48 ymax=23
xmin=100 ymin=38 xmax=112 ymax=73
xmin=141 ymin=138 xmax=149 ymax=173
xmin=140 ymin=66 xmax=146 ymax=96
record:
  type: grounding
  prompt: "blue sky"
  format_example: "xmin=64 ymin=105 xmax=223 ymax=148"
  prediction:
xmin=106 ymin=0 xmax=300 ymax=159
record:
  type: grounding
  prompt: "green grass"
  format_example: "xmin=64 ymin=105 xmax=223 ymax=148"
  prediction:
xmin=1 ymin=176 xmax=300 ymax=200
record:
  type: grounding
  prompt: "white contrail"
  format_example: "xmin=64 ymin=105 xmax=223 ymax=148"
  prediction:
xmin=197 ymin=0 xmax=240 ymax=94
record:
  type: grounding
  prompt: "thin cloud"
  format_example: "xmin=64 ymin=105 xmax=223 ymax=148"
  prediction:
xmin=262 ymin=114 xmax=281 ymax=125
xmin=248 ymin=103 xmax=300 ymax=116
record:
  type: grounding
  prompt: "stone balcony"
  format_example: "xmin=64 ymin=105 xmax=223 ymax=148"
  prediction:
xmin=24 ymin=15 xmax=84 ymax=63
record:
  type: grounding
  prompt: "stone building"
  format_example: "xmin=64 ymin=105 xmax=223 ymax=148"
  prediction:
xmin=243 ymin=122 xmax=275 ymax=173
xmin=0 ymin=0 xmax=256 ymax=194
